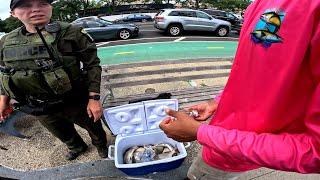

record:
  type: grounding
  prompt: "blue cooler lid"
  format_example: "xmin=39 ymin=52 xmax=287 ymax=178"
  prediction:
xmin=103 ymin=99 xmax=178 ymax=136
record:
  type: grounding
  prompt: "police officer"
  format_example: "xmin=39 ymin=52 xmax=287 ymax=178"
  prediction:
xmin=0 ymin=0 xmax=108 ymax=160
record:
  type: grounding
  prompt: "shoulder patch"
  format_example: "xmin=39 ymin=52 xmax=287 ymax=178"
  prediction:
xmin=81 ymin=29 xmax=94 ymax=42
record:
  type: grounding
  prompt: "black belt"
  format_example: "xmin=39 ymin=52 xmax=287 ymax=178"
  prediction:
xmin=14 ymin=97 xmax=63 ymax=116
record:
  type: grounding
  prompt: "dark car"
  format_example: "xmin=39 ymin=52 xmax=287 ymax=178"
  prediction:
xmin=71 ymin=16 xmax=139 ymax=41
xmin=117 ymin=14 xmax=153 ymax=23
xmin=201 ymin=9 xmax=243 ymax=33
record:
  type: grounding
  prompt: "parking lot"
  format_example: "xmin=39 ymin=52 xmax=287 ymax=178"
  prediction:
xmin=121 ymin=21 xmax=239 ymax=38
xmin=71 ymin=11 xmax=240 ymax=43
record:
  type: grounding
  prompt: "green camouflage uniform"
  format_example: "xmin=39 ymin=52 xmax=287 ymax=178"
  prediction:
xmin=0 ymin=21 xmax=106 ymax=151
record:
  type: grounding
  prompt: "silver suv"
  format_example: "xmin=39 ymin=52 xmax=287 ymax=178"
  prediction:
xmin=154 ymin=9 xmax=231 ymax=37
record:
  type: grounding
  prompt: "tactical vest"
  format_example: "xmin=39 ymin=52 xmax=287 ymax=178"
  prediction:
xmin=0 ymin=22 xmax=81 ymax=103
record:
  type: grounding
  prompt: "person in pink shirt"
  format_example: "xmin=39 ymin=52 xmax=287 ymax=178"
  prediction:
xmin=160 ymin=0 xmax=320 ymax=179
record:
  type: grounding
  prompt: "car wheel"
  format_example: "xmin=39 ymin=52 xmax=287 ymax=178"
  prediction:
xmin=142 ymin=19 xmax=147 ymax=23
xmin=118 ymin=29 xmax=131 ymax=40
xmin=167 ymin=24 xmax=182 ymax=36
xmin=216 ymin=26 xmax=229 ymax=37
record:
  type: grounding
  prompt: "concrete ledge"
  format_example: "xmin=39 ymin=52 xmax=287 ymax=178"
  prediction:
xmin=0 ymin=159 xmax=190 ymax=180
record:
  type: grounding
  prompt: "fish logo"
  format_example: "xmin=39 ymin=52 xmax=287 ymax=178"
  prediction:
xmin=251 ymin=10 xmax=285 ymax=48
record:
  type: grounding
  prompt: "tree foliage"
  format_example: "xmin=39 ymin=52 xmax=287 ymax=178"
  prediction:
xmin=98 ymin=0 xmax=137 ymax=6
xmin=52 ymin=0 xmax=99 ymax=21
xmin=202 ymin=0 xmax=251 ymax=11
xmin=1 ymin=16 xmax=22 ymax=33
xmin=1 ymin=0 xmax=251 ymax=32
xmin=0 ymin=19 xmax=6 ymax=32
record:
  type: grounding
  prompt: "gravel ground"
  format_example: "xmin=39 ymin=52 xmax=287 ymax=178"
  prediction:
xmin=0 ymin=115 xmax=115 ymax=171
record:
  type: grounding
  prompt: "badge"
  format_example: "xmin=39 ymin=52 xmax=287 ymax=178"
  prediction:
xmin=81 ymin=29 xmax=94 ymax=42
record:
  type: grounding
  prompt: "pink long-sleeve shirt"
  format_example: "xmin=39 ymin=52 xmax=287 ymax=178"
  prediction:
xmin=198 ymin=0 xmax=320 ymax=173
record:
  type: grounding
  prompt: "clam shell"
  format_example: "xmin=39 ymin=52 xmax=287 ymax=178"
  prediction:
xmin=124 ymin=146 xmax=138 ymax=164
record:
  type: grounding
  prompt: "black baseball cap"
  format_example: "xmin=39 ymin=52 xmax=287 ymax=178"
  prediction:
xmin=10 ymin=0 xmax=53 ymax=10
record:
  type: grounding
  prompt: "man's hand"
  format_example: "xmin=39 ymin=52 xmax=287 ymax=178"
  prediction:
xmin=159 ymin=108 xmax=202 ymax=142
xmin=184 ymin=99 xmax=218 ymax=121
xmin=87 ymin=99 xmax=103 ymax=122
xmin=0 ymin=95 xmax=10 ymax=121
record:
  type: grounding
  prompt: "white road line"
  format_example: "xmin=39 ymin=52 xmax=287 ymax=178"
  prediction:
xmin=96 ymin=36 xmax=239 ymax=48
xmin=185 ymin=36 xmax=239 ymax=40
xmin=174 ymin=37 xmax=186 ymax=42
xmin=114 ymin=51 xmax=135 ymax=55
xmin=139 ymin=24 xmax=155 ymax=27
xmin=139 ymin=30 xmax=160 ymax=32
xmin=96 ymin=42 xmax=110 ymax=47
xmin=99 ymin=41 xmax=238 ymax=49
xmin=97 ymin=36 xmax=239 ymax=46
xmin=99 ymin=37 xmax=177 ymax=44
xmin=207 ymin=47 xmax=225 ymax=49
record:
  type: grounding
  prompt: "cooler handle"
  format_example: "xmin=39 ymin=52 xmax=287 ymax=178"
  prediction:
xmin=108 ymin=145 xmax=115 ymax=160
xmin=184 ymin=142 xmax=191 ymax=148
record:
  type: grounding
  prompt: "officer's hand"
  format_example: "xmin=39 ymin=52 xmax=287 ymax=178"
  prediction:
xmin=0 ymin=95 xmax=10 ymax=121
xmin=159 ymin=108 xmax=201 ymax=142
xmin=87 ymin=100 xmax=103 ymax=122
xmin=184 ymin=99 xmax=218 ymax=121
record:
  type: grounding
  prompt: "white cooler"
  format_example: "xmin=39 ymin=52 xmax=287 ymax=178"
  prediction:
xmin=103 ymin=99 xmax=190 ymax=176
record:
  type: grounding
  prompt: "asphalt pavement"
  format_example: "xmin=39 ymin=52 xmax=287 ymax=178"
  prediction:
xmin=96 ymin=22 xmax=239 ymax=47
xmin=136 ymin=22 xmax=240 ymax=38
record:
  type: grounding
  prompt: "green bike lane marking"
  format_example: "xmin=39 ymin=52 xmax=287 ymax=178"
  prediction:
xmin=98 ymin=41 xmax=238 ymax=65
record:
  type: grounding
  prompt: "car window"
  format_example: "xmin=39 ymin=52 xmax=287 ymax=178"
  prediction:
xmin=179 ymin=11 xmax=196 ymax=17
xmin=205 ymin=10 xmax=218 ymax=16
xmin=156 ymin=10 xmax=165 ymax=16
xmin=168 ymin=11 xmax=179 ymax=16
xmin=226 ymin=13 xmax=235 ymax=19
xmin=98 ymin=19 xmax=113 ymax=25
xmin=218 ymin=11 xmax=227 ymax=17
xmin=71 ymin=22 xmax=83 ymax=27
xmin=127 ymin=15 xmax=135 ymax=19
xmin=83 ymin=17 xmax=96 ymax=21
xmin=76 ymin=19 xmax=87 ymax=23
xmin=197 ymin=12 xmax=211 ymax=19
xmin=86 ymin=21 xmax=102 ymax=28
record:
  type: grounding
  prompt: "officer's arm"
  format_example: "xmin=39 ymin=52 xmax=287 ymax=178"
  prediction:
xmin=0 ymin=36 xmax=9 ymax=97
xmin=74 ymin=28 xmax=102 ymax=94
xmin=0 ymin=37 xmax=10 ymax=112
xmin=67 ymin=27 xmax=102 ymax=121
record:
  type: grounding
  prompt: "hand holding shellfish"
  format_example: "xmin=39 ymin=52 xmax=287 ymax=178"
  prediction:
xmin=159 ymin=108 xmax=201 ymax=142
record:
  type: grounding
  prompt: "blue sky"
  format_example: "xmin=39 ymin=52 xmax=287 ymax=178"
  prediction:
xmin=0 ymin=0 xmax=10 ymax=20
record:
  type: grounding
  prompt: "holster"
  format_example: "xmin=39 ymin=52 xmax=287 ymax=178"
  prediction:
xmin=14 ymin=99 xmax=63 ymax=116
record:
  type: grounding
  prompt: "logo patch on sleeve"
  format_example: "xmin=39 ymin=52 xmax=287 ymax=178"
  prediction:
xmin=251 ymin=9 xmax=285 ymax=48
